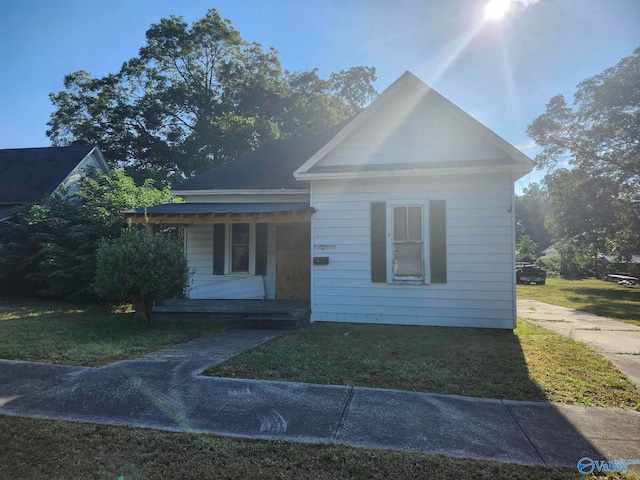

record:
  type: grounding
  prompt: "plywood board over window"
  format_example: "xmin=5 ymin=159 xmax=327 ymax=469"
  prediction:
xmin=276 ymin=224 xmax=311 ymax=300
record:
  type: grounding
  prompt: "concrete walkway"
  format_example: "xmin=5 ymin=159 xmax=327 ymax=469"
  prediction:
xmin=1 ymin=327 xmax=639 ymax=472
xmin=518 ymin=299 xmax=640 ymax=385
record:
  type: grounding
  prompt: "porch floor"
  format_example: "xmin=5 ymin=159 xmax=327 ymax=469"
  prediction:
xmin=154 ymin=299 xmax=310 ymax=316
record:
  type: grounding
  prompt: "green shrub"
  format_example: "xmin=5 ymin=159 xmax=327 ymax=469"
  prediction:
xmin=0 ymin=169 xmax=178 ymax=300
xmin=95 ymin=230 xmax=190 ymax=325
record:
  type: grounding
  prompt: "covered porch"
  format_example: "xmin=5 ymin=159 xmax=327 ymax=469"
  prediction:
xmin=123 ymin=202 xmax=314 ymax=302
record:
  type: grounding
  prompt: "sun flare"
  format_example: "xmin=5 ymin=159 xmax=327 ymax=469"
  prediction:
xmin=484 ymin=0 xmax=512 ymax=21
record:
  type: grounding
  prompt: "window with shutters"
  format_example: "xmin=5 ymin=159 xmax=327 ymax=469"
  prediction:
xmin=213 ymin=223 xmax=268 ymax=276
xmin=371 ymin=200 xmax=446 ymax=285
xmin=392 ymin=205 xmax=424 ymax=281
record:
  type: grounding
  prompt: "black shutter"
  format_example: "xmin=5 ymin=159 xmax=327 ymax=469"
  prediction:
xmin=371 ymin=202 xmax=387 ymax=283
xmin=255 ymin=223 xmax=268 ymax=275
xmin=213 ymin=224 xmax=225 ymax=275
xmin=430 ymin=200 xmax=447 ymax=284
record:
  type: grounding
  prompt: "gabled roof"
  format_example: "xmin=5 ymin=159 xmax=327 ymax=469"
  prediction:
xmin=0 ymin=145 xmax=107 ymax=204
xmin=174 ymin=121 xmax=348 ymax=193
xmin=294 ymin=71 xmax=534 ymax=180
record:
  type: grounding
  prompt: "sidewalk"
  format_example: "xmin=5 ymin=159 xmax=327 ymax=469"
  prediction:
xmin=1 ymin=328 xmax=639 ymax=472
xmin=518 ymin=299 xmax=640 ymax=385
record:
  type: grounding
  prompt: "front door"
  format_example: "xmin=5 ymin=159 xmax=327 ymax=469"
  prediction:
xmin=276 ymin=224 xmax=311 ymax=300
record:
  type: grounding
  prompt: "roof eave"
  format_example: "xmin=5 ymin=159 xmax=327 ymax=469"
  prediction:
xmin=295 ymin=164 xmax=533 ymax=181
xmin=171 ymin=188 xmax=310 ymax=196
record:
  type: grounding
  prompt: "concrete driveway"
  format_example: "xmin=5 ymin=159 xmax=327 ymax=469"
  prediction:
xmin=518 ymin=299 xmax=640 ymax=385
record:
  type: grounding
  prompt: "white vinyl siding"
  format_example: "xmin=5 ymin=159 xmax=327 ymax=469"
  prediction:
xmin=310 ymin=174 xmax=516 ymax=328
xmin=314 ymin=87 xmax=507 ymax=169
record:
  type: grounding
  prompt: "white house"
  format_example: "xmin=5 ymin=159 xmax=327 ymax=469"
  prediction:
xmin=125 ymin=72 xmax=534 ymax=329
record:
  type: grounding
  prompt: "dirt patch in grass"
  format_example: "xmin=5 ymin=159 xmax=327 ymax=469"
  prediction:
xmin=0 ymin=415 xmax=624 ymax=480
xmin=0 ymin=298 xmax=228 ymax=366
xmin=517 ymin=278 xmax=640 ymax=327
xmin=205 ymin=320 xmax=640 ymax=410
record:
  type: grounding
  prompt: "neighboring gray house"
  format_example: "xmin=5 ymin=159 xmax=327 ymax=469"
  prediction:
xmin=125 ymin=72 xmax=534 ymax=329
xmin=0 ymin=145 xmax=109 ymax=221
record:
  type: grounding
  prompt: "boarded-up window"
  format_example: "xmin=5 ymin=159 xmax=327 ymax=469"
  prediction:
xmin=430 ymin=200 xmax=447 ymax=283
xmin=370 ymin=202 xmax=387 ymax=282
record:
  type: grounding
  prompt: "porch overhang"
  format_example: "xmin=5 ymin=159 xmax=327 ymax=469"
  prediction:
xmin=123 ymin=202 xmax=315 ymax=224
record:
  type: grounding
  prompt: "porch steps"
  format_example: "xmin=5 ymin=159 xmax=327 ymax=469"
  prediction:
xmin=153 ymin=299 xmax=310 ymax=327
xmin=242 ymin=312 xmax=308 ymax=330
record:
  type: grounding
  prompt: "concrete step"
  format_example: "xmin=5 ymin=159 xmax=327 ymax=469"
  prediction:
xmin=242 ymin=314 xmax=307 ymax=329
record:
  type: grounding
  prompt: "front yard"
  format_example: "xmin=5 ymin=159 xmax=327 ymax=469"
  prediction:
xmin=1 ymin=292 xmax=639 ymax=477
xmin=517 ymin=277 xmax=640 ymax=327
xmin=0 ymin=298 xmax=228 ymax=366
xmin=205 ymin=320 xmax=640 ymax=410
xmin=0 ymin=415 xmax=622 ymax=480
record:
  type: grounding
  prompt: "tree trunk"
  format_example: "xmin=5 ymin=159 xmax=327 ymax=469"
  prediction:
xmin=133 ymin=299 xmax=153 ymax=326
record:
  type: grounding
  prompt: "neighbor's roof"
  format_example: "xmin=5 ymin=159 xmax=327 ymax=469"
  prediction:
xmin=173 ymin=122 xmax=348 ymax=192
xmin=0 ymin=145 xmax=97 ymax=204
xmin=0 ymin=206 xmax=16 ymax=222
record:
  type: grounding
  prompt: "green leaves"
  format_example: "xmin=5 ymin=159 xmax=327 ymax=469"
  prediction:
xmin=47 ymin=8 xmax=377 ymax=185
xmin=516 ymin=235 xmax=538 ymax=262
xmin=95 ymin=230 xmax=189 ymax=324
xmin=526 ymin=47 xmax=640 ymax=266
xmin=0 ymin=169 xmax=180 ymax=300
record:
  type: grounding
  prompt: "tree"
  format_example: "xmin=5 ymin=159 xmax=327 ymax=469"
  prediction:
xmin=0 ymin=169 xmax=177 ymax=299
xmin=527 ymin=47 xmax=640 ymax=261
xmin=515 ymin=183 xmax=551 ymax=254
xmin=95 ymin=230 xmax=190 ymax=325
xmin=516 ymin=235 xmax=538 ymax=262
xmin=47 ymin=9 xmax=377 ymax=185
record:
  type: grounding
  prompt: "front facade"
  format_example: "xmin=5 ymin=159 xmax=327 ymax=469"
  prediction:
xmin=126 ymin=72 xmax=533 ymax=329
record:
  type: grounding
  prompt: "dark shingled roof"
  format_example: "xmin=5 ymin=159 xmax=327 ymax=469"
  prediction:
xmin=174 ymin=122 xmax=348 ymax=191
xmin=0 ymin=145 xmax=95 ymax=204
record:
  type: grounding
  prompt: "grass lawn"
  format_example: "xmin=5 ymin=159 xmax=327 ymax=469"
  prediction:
xmin=205 ymin=320 xmax=640 ymax=410
xmin=0 ymin=298 xmax=228 ymax=366
xmin=0 ymin=415 xmax=629 ymax=480
xmin=517 ymin=277 xmax=640 ymax=327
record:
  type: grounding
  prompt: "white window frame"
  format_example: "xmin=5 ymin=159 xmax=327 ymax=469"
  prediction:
xmin=224 ymin=223 xmax=256 ymax=275
xmin=386 ymin=201 xmax=428 ymax=284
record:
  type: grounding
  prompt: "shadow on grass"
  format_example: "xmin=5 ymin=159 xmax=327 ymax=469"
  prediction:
xmin=565 ymin=287 xmax=640 ymax=322
xmin=208 ymin=323 xmax=547 ymax=399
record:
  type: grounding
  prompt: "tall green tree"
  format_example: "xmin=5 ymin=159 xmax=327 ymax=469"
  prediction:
xmin=516 ymin=235 xmax=538 ymax=262
xmin=47 ymin=9 xmax=377 ymax=185
xmin=515 ymin=183 xmax=551 ymax=253
xmin=527 ymin=47 xmax=640 ymax=260
xmin=0 ymin=169 xmax=177 ymax=299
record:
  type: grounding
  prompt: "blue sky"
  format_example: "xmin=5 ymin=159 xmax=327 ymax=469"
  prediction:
xmin=1 ymin=0 xmax=638 ymax=193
